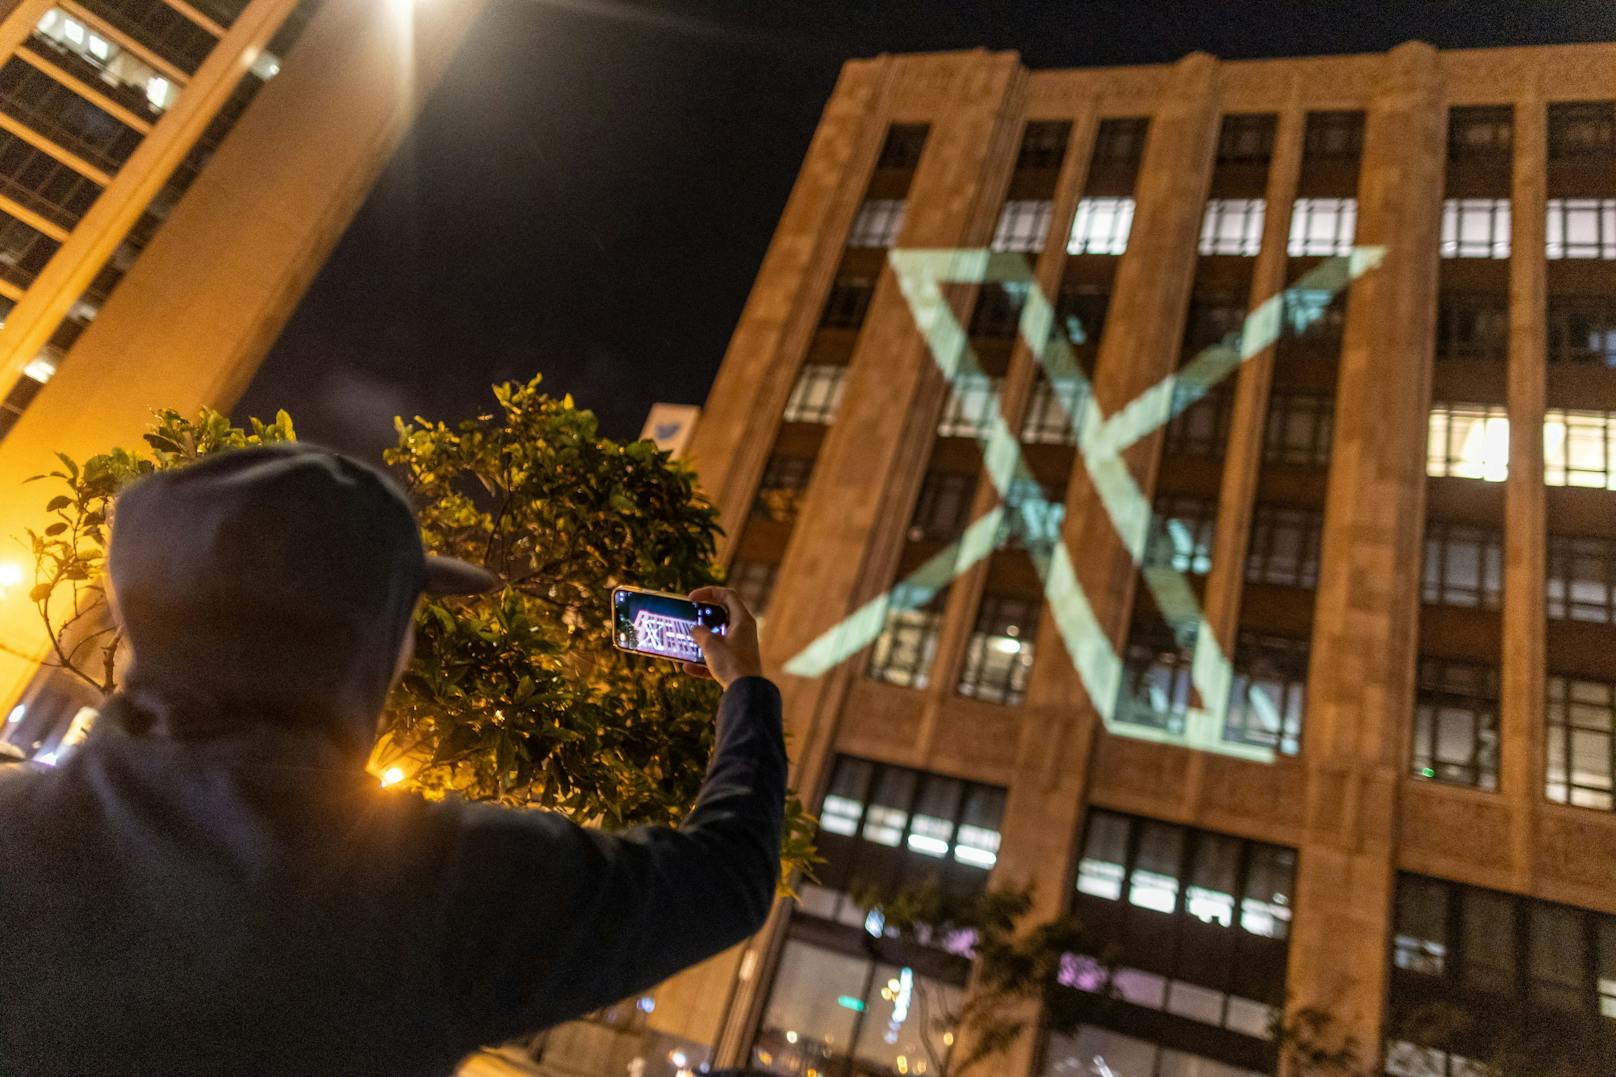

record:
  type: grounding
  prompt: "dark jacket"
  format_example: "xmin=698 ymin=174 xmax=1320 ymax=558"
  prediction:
xmin=0 ymin=677 xmax=785 ymax=1075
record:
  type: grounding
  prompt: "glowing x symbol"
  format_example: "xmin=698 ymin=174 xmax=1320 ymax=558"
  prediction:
xmin=783 ymin=243 xmax=1385 ymax=763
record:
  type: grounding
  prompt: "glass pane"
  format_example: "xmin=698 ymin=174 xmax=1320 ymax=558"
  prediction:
xmin=1130 ymin=822 xmax=1184 ymax=913
xmin=820 ymin=757 xmax=872 ymax=836
xmin=755 ymin=940 xmax=868 ymax=1069
xmin=1077 ymin=810 xmax=1130 ymax=900
xmin=1461 ymin=889 xmax=1516 ymax=992
xmin=907 ymin=775 xmax=962 ymax=857
xmin=862 ymin=767 xmax=917 ymax=847
xmin=851 ymin=963 xmax=961 ymax=1075
xmin=1186 ymin=834 xmax=1240 ymax=928
xmin=1241 ymin=844 xmax=1296 ymax=939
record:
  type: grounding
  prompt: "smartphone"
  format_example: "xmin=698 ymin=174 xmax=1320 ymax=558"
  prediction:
xmin=612 ymin=586 xmax=728 ymax=664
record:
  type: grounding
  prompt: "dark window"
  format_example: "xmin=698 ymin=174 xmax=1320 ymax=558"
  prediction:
xmin=0 ymin=58 xmax=142 ymax=175
xmin=907 ymin=470 xmax=977 ymax=543
xmin=1549 ymin=101 xmax=1616 ymax=161
xmin=77 ymin=0 xmax=218 ymax=74
xmin=957 ymin=593 xmax=1039 ymax=705
xmin=1145 ymin=493 xmax=1216 ymax=577
xmin=1447 ymin=105 xmax=1513 ymax=161
xmin=1090 ymin=117 xmax=1149 ymax=169
xmin=1054 ymin=285 xmax=1109 ymax=348
xmin=750 ymin=454 xmax=814 ymax=525
xmin=847 ymin=198 xmax=905 ymax=247
xmin=1021 ymin=373 xmax=1089 ymax=445
xmin=1117 ymin=619 xmax=1196 ymax=737
xmin=1437 ymin=293 xmax=1510 ymax=360
xmin=1263 ymin=392 xmax=1334 ymax=466
xmin=1226 ymin=633 xmax=1308 ymax=756
xmin=994 ymin=476 xmax=1063 ymax=551
xmin=1163 ymin=383 xmax=1233 ymax=458
xmin=1547 ymin=533 xmax=1616 ymax=623
xmin=1217 ymin=114 xmax=1276 ymax=164
xmin=1183 ymin=292 xmax=1246 ymax=355
xmin=1017 ymin=120 xmax=1071 ymax=170
xmin=781 ymin=363 xmax=845 ymax=424
xmin=0 ymin=211 xmax=59 ymax=290
xmin=1278 ymin=287 xmax=1347 ymax=346
xmin=1423 ymin=521 xmax=1503 ymax=609
xmin=1071 ymin=809 xmax=1296 ymax=1047
xmin=1303 ymin=110 xmax=1364 ymax=161
xmin=820 ymin=276 xmax=874 ymax=329
xmin=1546 ymin=673 xmax=1616 ymax=812
xmin=968 ymin=282 xmax=1027 ymax=339
xmin=877 ymin=123 xmax=928 ymax=170
xmin=1246 ymin=504 xmax=1322 ymax=589
xmin=727 ymin=558 xmax=778 ymax=617
xmin=867 ymin=585 xmax=946 ymax=690
xmin=0 ymin=127 xmax=101 ymax=229
xmin=1412 ymin=658 xmax=1501 ymax=790
xmin=1548 ymin=295 xmax=1616 ymax=367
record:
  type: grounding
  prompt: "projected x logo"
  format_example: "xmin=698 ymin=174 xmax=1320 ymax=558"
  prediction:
xmin=783 ymin=243 xmax=1384 ymax=762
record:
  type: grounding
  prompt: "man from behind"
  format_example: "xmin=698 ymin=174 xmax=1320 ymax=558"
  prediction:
xmin=0 ymin=443 xmax=785 ymax=1076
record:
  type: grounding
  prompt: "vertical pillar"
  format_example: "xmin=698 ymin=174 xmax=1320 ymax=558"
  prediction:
xmin=1502 ymin=74 xmax=1547 ymax=885
xmin=1284 ymin=41 xmax=1443 ymax=1066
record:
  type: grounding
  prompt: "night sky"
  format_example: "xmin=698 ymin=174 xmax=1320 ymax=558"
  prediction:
xmin=234 ymin=0 xmax=1616 ymax=459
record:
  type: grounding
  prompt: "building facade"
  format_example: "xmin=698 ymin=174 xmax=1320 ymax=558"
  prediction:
xmin=650 ymin=41 xmax=1616 ymax=1077
xmin=0 ymin=0 xmax=484 ymax=732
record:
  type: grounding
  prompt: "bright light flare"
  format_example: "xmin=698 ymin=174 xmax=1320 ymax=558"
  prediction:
xmin=379 ymin=766 xmax=406 ymax=788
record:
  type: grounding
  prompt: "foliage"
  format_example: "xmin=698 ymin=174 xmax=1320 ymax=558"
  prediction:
xmin=26 ymin=378 xmax=815 ymax=887
xmin=856 ymin=881 xmax=1104 ymax=1077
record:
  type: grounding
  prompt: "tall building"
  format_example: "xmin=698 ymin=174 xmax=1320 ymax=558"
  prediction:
xmin=650 ymin=40 xmax=1616 ymax=1077
xmin=0 ymin=0 xmax=484 ymax=725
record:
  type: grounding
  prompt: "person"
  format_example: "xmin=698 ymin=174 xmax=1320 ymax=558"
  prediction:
xmin=0 ymin=444 xmax=786 ymax=1076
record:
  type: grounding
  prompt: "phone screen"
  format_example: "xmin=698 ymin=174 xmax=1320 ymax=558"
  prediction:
xmin=612 ymin=588 xmax=727 ymax=663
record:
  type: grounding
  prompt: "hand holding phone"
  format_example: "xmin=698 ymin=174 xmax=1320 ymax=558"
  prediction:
xmin=611 ymin=585 xmax=761 ymax=687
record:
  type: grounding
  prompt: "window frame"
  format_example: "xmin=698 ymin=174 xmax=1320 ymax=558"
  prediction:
xmin=1411 ymin=657 xmax=1502 ymax=790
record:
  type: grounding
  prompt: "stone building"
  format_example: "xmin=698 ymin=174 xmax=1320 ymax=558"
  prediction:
xmin=646 ymin=39 xmax=1616 ymax=1077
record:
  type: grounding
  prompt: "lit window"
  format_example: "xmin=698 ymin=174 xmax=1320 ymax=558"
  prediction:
xmin=1199 ymin=198 xmax=1266 ymax=256
xmin=1225 ymin=633 xmax=1308 ymax=756
xmin=819 ymin=793 xmax=864 ymax=837
xmin=847 ymin=199 xmax=905 ymax=248
xmin=1129 ymin=822 xmax=1183 ymax=913
xmin=86 ymin=33 xmax=108 ymax=60
xmin=22 ymin=355 xmax=56 ymax=383
xmin=1544 ymin=408 xmax=1616 ymax=489
xmin=956 ymin=594 xmax=1038 ymax=706
xmin=1117 ymin=620 xmax=1195 ymax=736
xmin=1076 ymin=811 xmax=1129 ymax=900
xmin=1422 ymin=521 xmax=1503 ymax=609
xmin=991 ymin=199 xmax=1052 ymax=252
xmin=1427 ymin=403 xmax=1509 ymax=482
xmin=1441 ymin=198 xmax=1511 ymax=258
xmin=954 ymin=785 xmax=1004 ymax=869
xmin=1546 ymin=198 xmax=1616 ymax=260
xmin=867 ymin=586 xmax=944 ymax=690
xmin=1411 ymin=658 xmax=1501 ymax=790
xmin=1020 ymin=373 xmax=1088 ymax=445
xmin=146 ymin=78 xmax=173 ymax=110
xmin=1068 ymin=196 xmax=1135 ymax=255
xmin=859 ymin=767 xmax=915 ymax=848
xmin=1546 ymin=533 xmax=1616 ymax=624
xmin=936 ymin=373 xmax=1000 ymax=438
xmin=1287 ymin=197 xmax=1357 ymax=256
xmin=906 ymin=775 xmax=960 ymax=857
xmin=62 ymin=16 xmax=83 ymax=43
xmin=1546 ymin=674 xmax=1616 ymax=812
xmin=1145 ymin=493 xmax=1216 ymax=577
xmin=781 ymin=363 xmax=846 ymax=424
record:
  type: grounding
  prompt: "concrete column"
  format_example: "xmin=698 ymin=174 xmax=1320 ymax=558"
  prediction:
xmin=1502 ymin=76 xmax=1547 ymax=887
xmin=1284 ymin=42 xmax=1444 ymax=1067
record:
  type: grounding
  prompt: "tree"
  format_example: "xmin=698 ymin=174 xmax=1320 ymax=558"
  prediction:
xmin=855 ymin=881 xmax=1106 ymax=1076
xmin=24 ymin=376 xmax=814 ymax=883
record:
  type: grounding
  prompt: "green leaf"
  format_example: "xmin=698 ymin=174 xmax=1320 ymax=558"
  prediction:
xmin=28 ymin=583 xmax=51 ymax=603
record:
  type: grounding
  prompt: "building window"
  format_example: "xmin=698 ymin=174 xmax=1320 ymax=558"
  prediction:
xmin=1440 ymin=198 xmax=1512 ymax=259
xmin=1054 ymin=286 xmax=1109 ymax=349
xmin=1278 ymin=287 xmax=1347 ymax=345
xmin=1021 ymin=373 xmax=1088 ymax=445
xmin=1068 ymin=196 xmax=1135 ymax=255
xmin=1411 ymin=658 xmax=1501 ymax=790
xmin=34 ymin=8 xmax=176 ymax=116
xmin=1163 ymin=383 xmax=1233 ymax=458
xmin=781 ymin=363 xmax=846 ymax=424
xmin=1042 ymin=1025 xmax=1265 ymax=1077
xmin=877 ymin=123 xmax=928 ymax=170
xmin=908 ymin=470 xmax=978 ymax=543
xmin=1145 ymin=493 xmax=1216 ymax=577
xmin=1548 ymin=295 xmax=1616 ymax=367
xmin=0 ymin=213 xmax=60 ymax=291
xmin=867 ymin=587 xmax=945 ymax=690
xmin=1546 ymin=674 xmax=1616 ymax=811
xmin=1245 ymin=504 xmax=1322 ymax=589
xmin=1546 ymin=198 xmax=1616 ymax=260
xmin=1547 ymin=533 xmax=1616 ymax=623
xmin=1437 ymin=292 xmax=1509 ymax=360
xmin=995 ymin=476 xmax=1064 ymax=552
xmin=1263 ymin=392 xmax=1334 ymax=466
xmin=1422 ymin=521 xmax=1503 ymax=609
xmin=1389 ymin=874 xmax=1616 ymax=1071
xmin=991 ymin=199 xmax=1052 ymax=252
xmin=967 ymin=282 xmax=1027 ymax=339
xmin=848 ymin=198 xmax=905 ymax=248
xmin=1017 ymin=120 xmax=1071 ymax=170
xmin=1199 ymin=198 xmax=1266 ymax=256
xmin=1070 ymin=810 xmax=1295 ymax=1048
xmin=936 ymin=373 xmax=1000 ymax=438
xmin=1544 ymin=407 xmax=1616 ymax=489
xmin=1287 ymin=197 xmax=1357 ymax=256
xmin=1091 ymin=117 xmax=1149 ymax=168
xmin=0 ymin=128 xmax=101 ymax=230
xmin=957 ymin=594 xmax=1039 ymax=705
xmin=0 ymin=58 xmax=141 ymax=176
xmin=820 ymin=277 xmax=874 ymax=329
xmin=1549 ymin=101 xmax=1616 ymax=160
xmin=1183 ymin=292 xmax=1247 ymax=354
xmin=727 ymin=558 xmax=778 ymax=617
xmin=1117 ymin=620 xmax=1195 ymax=736
xmin=1426 ymin=403 xmax=1509 ymax=482
xmin=750 ymin=454 xmax=814 ymax=525
xmin=1303 ymin=109 xmax=1364 ymax=161
xmin=1447 ymin=105 xmax=1513 ymax=161
xmin=1217 ymin=114 xmax=1276 ymax=164
xmin=1226 ymin=633 xmax=1308 ymax=756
